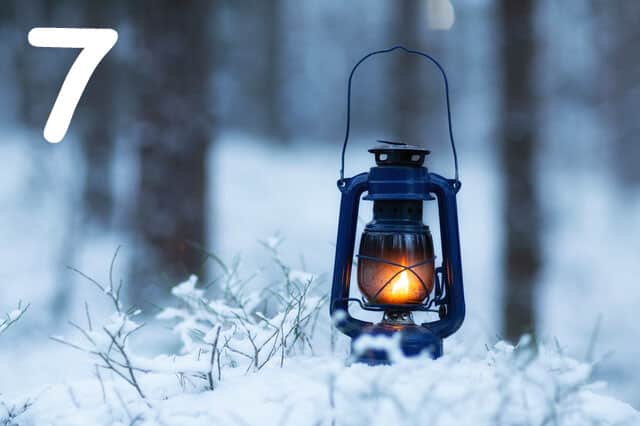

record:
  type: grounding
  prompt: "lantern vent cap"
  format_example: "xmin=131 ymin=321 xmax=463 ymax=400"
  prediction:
xmin=369 ymin=141 xmax=431 ymax=167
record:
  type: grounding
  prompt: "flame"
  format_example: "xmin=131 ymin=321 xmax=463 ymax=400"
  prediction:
xmin=390 ymin=270 xmax=410 ymax=300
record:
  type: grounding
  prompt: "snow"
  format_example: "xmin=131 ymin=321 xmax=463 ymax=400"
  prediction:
xmin=3 ymin=258 xmax=639 ymax=425
xmin=6 ymin=309 xmax=23 ymax=322
xmin=6 ymin=340 xmax=639 ymax=425
xmin=171 ymin=275 xmax=204 ymax=300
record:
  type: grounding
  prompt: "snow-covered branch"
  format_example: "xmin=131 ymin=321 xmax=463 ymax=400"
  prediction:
xmin=159 ymin=243 xmax=328 ymax=380
xmin=35 ymin=245 xmax=637 ymax=425
xmin=0 ymin=301 xmax=29 ymax=336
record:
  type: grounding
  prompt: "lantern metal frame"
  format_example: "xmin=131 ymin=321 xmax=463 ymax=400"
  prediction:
xmin=329 ymin=46 xmax=465 ymax=363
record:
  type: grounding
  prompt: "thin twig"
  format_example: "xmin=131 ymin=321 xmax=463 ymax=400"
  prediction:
xmin=207 ymin=326 xmax=221 ymax=390
xmin=95 ymin=365 xmax=107 ymax=404
xmin=103 ymin=327 xmax=146 ymax=399
xmin=84 ymin=301 xmax=93 ymax=331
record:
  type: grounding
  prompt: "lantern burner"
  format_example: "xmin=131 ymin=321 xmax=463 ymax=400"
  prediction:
xmin=382 ymin=310 xmax=415 ymax=325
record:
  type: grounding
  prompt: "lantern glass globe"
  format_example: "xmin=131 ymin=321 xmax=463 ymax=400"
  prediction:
xmin=357 ymin=231 xmax=435 ymax=305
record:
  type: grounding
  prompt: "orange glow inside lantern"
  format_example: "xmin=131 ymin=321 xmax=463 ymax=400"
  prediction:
xmin=390 ymin=269 xmax=411 ymax=300
xmin=357 ymin=231 xmax=435 ymax=305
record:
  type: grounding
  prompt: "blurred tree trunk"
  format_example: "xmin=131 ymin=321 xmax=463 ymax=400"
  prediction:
xmin=230 ymin=0 xmax=286 ymax=142
xmin=130 ymin=1 xmax=215 ymax=300
xmin=499 ymin=0 xmax=541 ymax=341
xmin=391 ymin=0 xmax=422 ymax=144
xmin=390 ymin=1 xmax=445 ymax=148
xmin=78 ymin=1 xmax=119 ymax=226
xmin=14 ymin=0 xmax=55 ymax=130
xmin=604 ymin=1 xmax=640 ymax=186
xmin=263 ymin=0 xmax=286 ymax=143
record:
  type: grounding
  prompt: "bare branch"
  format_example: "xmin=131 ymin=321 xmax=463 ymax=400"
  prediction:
xmin=108 ymin=245 xmax=123 ymax=313
xmin=95 ymin=365 xmax=106 ymax=404
xmin=68 ymin=320 xmax=97 ymax=346
xmin=103 ymin=327 xmax=146 ymax=399
xmin=68 ymin=266 xmax=106 ymax=293
xmin=84 ymin=301 xmax=93 ymax=331
xmin=50 ymin=336 xmax=90 ymax=352
xmin=207 ymin=326 xmax=221 ymax=390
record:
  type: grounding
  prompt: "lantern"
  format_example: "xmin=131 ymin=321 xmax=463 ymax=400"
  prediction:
xmin=330 ymin=47 xmax=465 ymax=364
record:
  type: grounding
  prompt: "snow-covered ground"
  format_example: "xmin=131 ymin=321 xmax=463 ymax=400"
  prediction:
xmin=3 ymin=268 xmax=639 ymax=425
xmin=1 ymin=133 xmax=639 ymax=424
xmin=7 ymin=345 xmax=640 ymax=425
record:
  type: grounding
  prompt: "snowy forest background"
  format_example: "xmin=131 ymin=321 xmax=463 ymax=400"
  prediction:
xmin=0 ymin=0 xmax=639 ymax=416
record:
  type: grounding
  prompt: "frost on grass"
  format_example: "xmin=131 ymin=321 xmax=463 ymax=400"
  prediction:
xmin=41 ymin=244 xmax=326 ymax=401
xmin=158 ymin=241 xmax=327 ymax=378
xmin=1 ymin=398 xmax=34 ymax=426
xmin=6 ymin=246 xmax=640 ymax=425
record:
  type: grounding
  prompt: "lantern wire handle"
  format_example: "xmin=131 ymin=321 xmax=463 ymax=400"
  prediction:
xmin=339 ymin=45 xmax=460 ymax=189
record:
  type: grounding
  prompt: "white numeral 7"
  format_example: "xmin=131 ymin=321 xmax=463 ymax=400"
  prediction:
xmin=28 ymin=28 xmax=118 ymax=143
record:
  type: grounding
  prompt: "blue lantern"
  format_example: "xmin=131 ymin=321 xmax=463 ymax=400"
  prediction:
xmin=330 ymin=47 xmax=465 ymax=364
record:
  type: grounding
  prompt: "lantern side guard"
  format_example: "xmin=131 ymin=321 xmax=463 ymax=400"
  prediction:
xmin=422 ymin=172 xmax=465 ymax=337
xmin=330 ymin=172 xmax=372 ymax=338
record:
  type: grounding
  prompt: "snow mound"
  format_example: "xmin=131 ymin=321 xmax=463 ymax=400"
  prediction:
xmin=8 ymin=338 xmax=639 ymax=426
xmin=4 ymin=254 xmax=637 ymax=425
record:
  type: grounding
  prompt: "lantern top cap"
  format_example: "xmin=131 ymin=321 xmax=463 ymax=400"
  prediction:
xmin=369 ymin=141 xmax=430 ymax=167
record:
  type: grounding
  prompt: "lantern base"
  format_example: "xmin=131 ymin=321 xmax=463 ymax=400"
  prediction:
xmin=352 ymin=322 xmax=443 ymax=365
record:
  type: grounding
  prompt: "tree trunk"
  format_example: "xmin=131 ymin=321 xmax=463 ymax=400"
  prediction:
xmin=78 ymin=1 xmax=119 ymax=226
xmin=391 ymin=0 xmax=422 ymax=144
xmin=604 ymin=1 xmax=640 ymax=186
xmin=130 ymin=1 xmax=215 ymax=301
xmin=390 ymin=1 xmax=446 ymax=148
xmin=499 ymin=0 xmax=541 ymax=342
xmin=263 ymin=0 xmax=285 ymax=143
xmin=14 ymin=0 xmax=55 ymax=130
